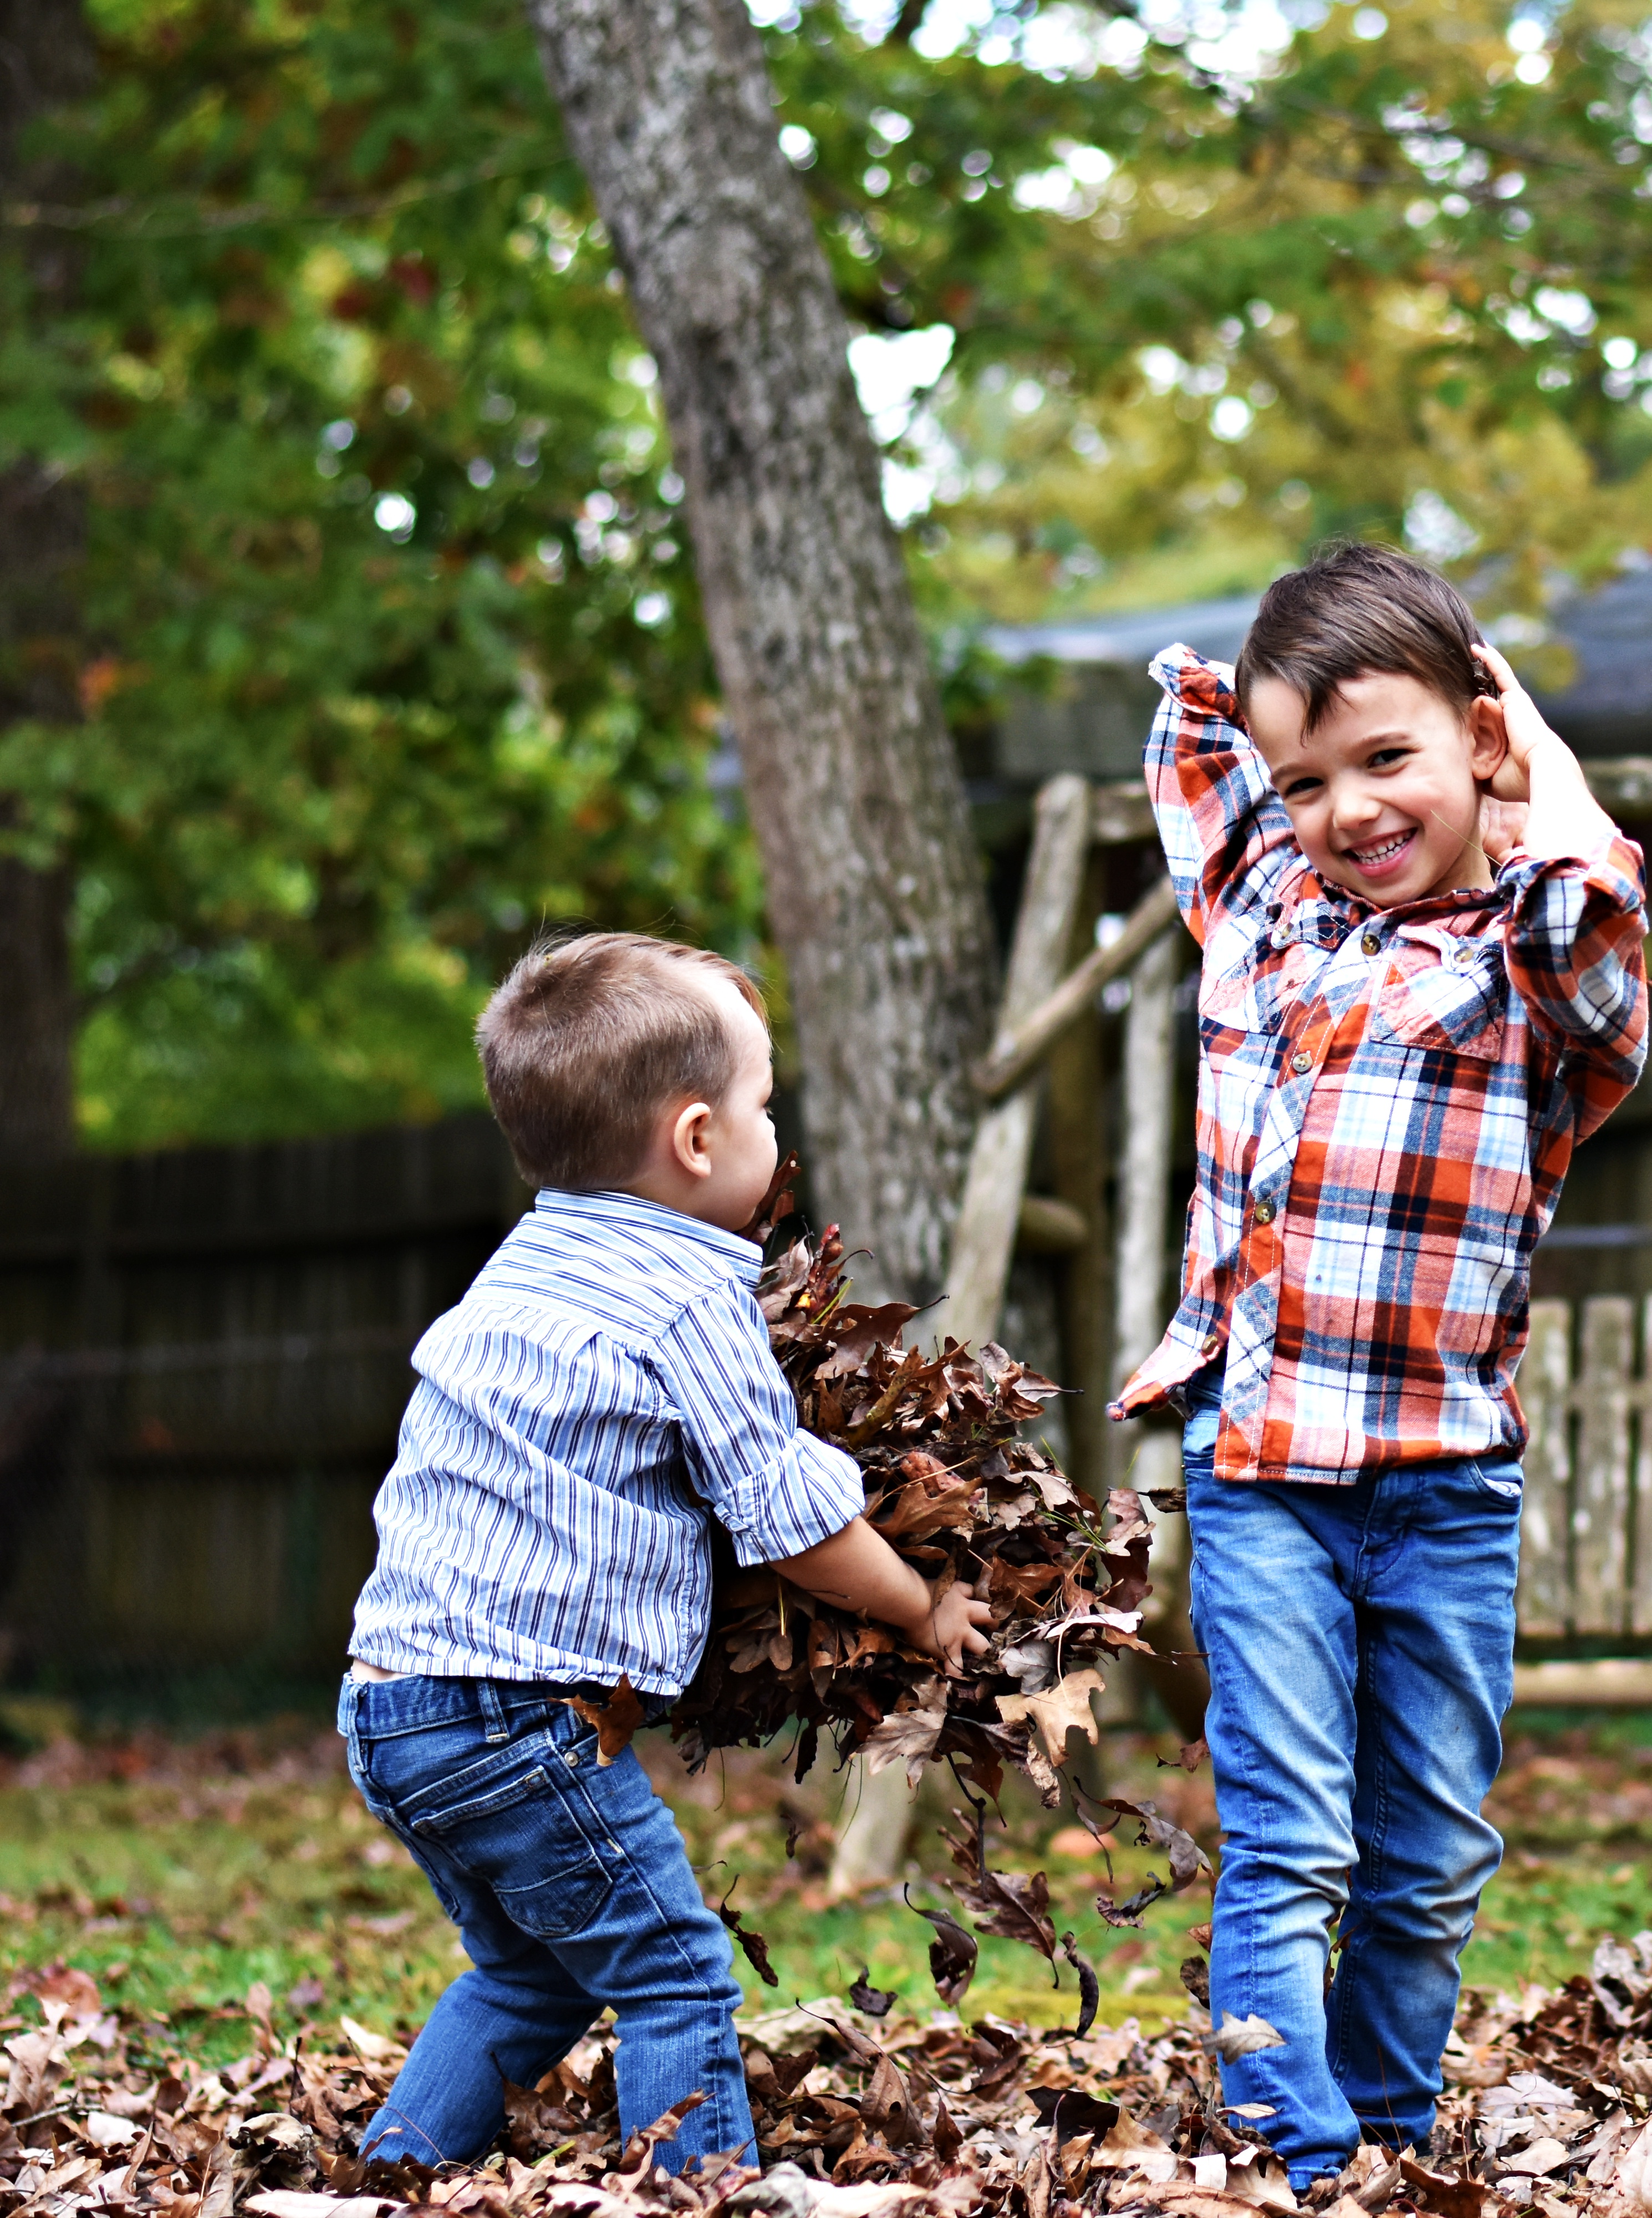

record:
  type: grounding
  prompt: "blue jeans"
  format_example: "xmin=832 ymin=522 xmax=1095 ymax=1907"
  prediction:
xmin=1181 ymin=1372 xmax=1520 ymax=2185
xmin=338 ymin=1674 xmax=754 ymax=2170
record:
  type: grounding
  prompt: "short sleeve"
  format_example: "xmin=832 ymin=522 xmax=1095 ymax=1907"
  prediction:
xmin=650 ymin=1280 xmax=865 ymax=1565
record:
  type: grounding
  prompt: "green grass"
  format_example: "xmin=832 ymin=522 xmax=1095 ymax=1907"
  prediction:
xmin=0 ymin=1715 xmax=1648 ymax=2059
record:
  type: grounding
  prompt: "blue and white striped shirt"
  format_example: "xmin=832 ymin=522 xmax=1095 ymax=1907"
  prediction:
xmin=350 ymin=1189 xmax=864 ymax=1695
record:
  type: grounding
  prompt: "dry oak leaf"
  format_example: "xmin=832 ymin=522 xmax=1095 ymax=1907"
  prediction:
xmin=904 ymin=1894 xmax=978 ymax=2006
xmin=995 ymin=1668 xmax=1105 ymax=1767
xmin=860 ymin=1708 xmax=947 ymax=1789
xmin=1205 ymin=2012 xmax=1287 ymax=2062
xmin=565 ymin=1674 xmax=645 ymax=1767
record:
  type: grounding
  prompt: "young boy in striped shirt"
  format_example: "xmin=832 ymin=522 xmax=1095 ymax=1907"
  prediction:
xmin=341 ymin=933 xmax=991 ymax=2174
xmin=1111 ymin=543 xmax=1648 ymax=2188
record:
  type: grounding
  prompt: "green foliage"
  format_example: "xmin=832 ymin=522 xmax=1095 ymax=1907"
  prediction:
xmin=760 ymin=0 xmax=1652 ymax=623
xmin=1 ymin=0 xmax=762 ymax=1149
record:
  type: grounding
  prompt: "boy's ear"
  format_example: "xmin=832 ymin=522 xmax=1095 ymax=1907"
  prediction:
xmin=1466 ymin=694 xmax=1508 ymax=782
xmin=669 ymin=1099 xmax=715 ymax=1180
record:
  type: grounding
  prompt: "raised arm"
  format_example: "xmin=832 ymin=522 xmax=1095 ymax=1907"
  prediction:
xmin=1473 ymin=643 xmax=1649 ymax=1126
xmin=1145 ymin=645 xmax=1298 ymax=945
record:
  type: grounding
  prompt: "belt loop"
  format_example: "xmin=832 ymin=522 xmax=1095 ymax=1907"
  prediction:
xmin=478 ymin=1680 xmax=509 ymax=1745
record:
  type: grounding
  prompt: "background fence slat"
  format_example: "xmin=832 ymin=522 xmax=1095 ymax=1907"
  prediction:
xmin=1519 ymin=1300 xmax=1575 ymax=1636
xmin=1574 ymin=1295 xmax=1635 ymax=1635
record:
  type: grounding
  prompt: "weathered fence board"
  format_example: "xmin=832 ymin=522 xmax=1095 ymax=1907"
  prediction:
xmin=1519 ymin=1293 xmax=1652 ymax=1644
xmin=0 ymin=1116 xmax=526 ymax=1685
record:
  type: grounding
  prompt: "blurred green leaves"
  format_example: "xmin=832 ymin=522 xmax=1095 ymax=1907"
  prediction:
xmin=1 ymin=0 xmax=760 ymax=1146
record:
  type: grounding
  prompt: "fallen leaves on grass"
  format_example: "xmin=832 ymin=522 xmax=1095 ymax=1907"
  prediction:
xmin=11 ymin=1943 xmax=1652 ymax=2218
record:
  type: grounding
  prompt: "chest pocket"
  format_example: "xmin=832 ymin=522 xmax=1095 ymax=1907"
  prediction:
xmin=1369 ymin=934 xmax=1505 ymax=1061
xmin=1198 ymin=933 xmax=1314 ymax=1043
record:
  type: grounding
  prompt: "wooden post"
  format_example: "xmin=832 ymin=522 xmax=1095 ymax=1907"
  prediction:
xmin=940 ymin=776 xmax=1094 ymax=1354
xmin=1109 ymin=928 xmax=1179 ymax=1490
xmin=828 ymin=774 xmax=1091 ymax=1897
xmin=1047 ymin=851 xmax=1111 ymax=1499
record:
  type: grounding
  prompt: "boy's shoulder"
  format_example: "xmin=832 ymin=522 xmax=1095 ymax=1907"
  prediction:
xmin=460 ymin=1188 xmax=761 ymax=1350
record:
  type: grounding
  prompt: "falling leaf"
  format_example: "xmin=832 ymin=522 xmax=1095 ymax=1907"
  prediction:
xmin=1160 ymin=1738 xmax=1210 ymax=1774
xmin=1204 ymin=2012 xmax=1287 ymax=2061
xmin=848 ymin=1968 xmax=895 ymax=2018
xmin=1180 ymin=1956 xmax=1211 ymax=2009
xmin=859 ymin=1707 xmax=946 ymax=1789
xmin=565 ymin=1674 xmax=645 ymax=1767
xmin=717 ymin=1883 xmax=780 ymax=1988
xmin=1060 ymin=1931 xmax=1100 ymax=2038
xmin=945 ymin=1843 xmax=1058 ymax=1965
xmin=905 ymin=1890 xmax=978 ymax=2005
xmin=1098 ymin=1797 xmax=1212 ymax=1891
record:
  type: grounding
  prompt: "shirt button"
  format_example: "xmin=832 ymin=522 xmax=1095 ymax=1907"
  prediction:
xmin=1254 ymin=1198 xmax=1276 ymax=1226
xmin=1361 ymin=931 xmax=1381 ymax=956
xmin=1291 ymin=1049 xmax=1313 ymax=1074
xmin=1201 ymin=1332 xmax=1222 ymax=1356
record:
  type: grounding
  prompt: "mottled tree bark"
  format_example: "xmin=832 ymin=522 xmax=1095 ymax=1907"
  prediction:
xmin=527 ymin=0 xmax=998 ymax=1303
xmin=0 ymin=0 xmax=94 ymax=1164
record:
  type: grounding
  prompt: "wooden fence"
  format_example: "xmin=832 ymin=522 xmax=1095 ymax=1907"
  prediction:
xmin=1520 ymin=1297 xmax=1652 ymax=1645
xmin=0 ymin=1116 xmax=526 ymax=1688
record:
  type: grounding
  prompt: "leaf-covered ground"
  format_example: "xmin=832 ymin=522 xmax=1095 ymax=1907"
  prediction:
xmin=4 ymin=1711 xmax=1652 ymax=2218
xmin=9 ymin=1712 xmax=1650 ymax=2218
xmin=0 ymin=1710 xmax=1648 ymax=2055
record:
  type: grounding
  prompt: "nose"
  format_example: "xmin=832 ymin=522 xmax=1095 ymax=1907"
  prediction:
xmin=1328 ymin=777 xmax=1381 ymax=838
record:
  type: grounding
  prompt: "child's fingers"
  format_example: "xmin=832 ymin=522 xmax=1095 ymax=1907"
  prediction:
xmin=1472 ymin=639 xmax=1519 ymax=694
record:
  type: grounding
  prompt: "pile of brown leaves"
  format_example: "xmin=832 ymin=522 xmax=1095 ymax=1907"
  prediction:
xmin=669 ymin=1161 xmax=1181 ymax=1825
xmin=14 ymin=1945 xmax=1652 ymax=2218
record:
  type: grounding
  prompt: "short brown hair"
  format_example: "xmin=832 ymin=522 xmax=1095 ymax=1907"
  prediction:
xmin=476 ymin=932 xmax=767 ymax=1192
xmin=1235 ymin=542 xmax=1492 ymax=731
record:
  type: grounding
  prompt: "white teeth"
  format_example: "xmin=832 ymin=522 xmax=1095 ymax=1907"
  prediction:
xmin=1351 ymin=832 xmax=1411 ymax=866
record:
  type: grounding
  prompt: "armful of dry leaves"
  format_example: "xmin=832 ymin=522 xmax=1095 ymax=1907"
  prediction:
xmin=666 ymin=1155 xmax=1166 ymax=1817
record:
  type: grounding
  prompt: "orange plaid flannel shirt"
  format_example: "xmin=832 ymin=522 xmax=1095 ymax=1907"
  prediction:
xmin=1110 ymin=646 xmax=1649 ymax=1484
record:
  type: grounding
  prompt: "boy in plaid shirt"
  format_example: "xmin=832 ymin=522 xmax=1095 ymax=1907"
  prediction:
xmin=1111 ymin=545 xmax=1647 ymax=2186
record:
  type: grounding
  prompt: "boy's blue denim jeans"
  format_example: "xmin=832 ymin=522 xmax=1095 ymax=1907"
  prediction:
xmin=1181 ymin=1370 xmax=1521 ymax=2186
xmin=338 ymin=1673 xmax=754 ymax=2171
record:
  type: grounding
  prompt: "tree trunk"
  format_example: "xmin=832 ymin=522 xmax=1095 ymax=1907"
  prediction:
xmin=527 ymin=0 xmax=998 ymax=1303
xmin=0 ymin=0 xmax=96 ymax=1164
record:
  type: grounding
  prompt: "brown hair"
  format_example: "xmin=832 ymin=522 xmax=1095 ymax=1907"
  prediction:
xmin=1235 ymin=541 xmax=1492 ymax=731
xmin=476 ymin=932 xmax=767 ymax=1192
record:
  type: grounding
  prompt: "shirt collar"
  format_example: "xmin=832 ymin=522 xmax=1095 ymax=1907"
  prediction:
xmin=531 ymin=1186 xmax=763 ymax=1284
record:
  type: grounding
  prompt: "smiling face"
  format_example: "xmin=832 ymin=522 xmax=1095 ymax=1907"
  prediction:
xmin=1245 ymin=670 xmax=1506 ymax=908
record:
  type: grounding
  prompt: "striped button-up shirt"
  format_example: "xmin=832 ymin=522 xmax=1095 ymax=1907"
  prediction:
xmin=350 ymin=1190 xmax=864 ymax=1693
xmin=1111 ymin=645 xmax=1648 ymax=1484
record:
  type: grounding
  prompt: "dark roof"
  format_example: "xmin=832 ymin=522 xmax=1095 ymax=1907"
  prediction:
xmin=985 ymin=570 xmax=1652 ymax=764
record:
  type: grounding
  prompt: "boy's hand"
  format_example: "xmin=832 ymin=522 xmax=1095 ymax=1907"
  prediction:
xmin=773 ymin=1518 xmax=993 ymax=1675
xmin=896 ymin=1578 xmax=995 ymax=1676
xmin=1472 ymin=641 xmax=1567 ymax=801
xmin=1472 ymin=640 xmax=1614 ymax=867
